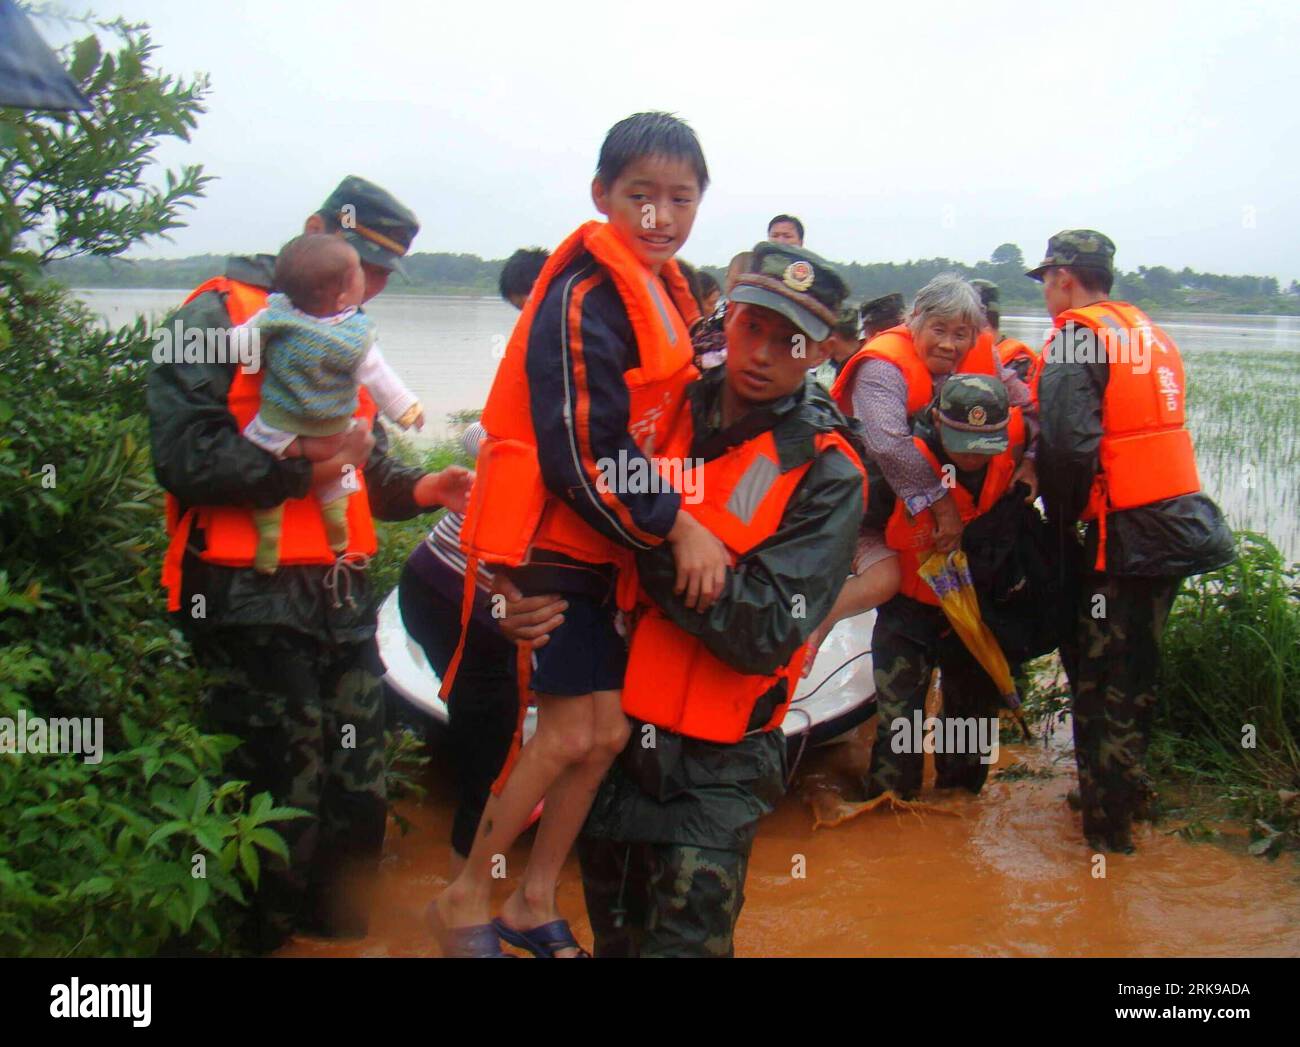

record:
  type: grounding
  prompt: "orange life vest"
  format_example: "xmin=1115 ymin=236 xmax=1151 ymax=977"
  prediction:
xmin=1054 ymin=300 xmax=1202 ymax=570
xmin=462 ymin=220 xmax=698 ymax=581
xmin=444 ymin=220 xmax=698 ymax=707
xmin=997 ymin=336 xmax=1041 ymax=391
xmin=830 ymin=324 xmax=1000 ymax=419
xmin=885 ymin=411 xmax=1026 ymax=606
xmin=160 ymin=277 xmax=378 ymax=612
xmin=621 ymin=425 xmax=867 ymax=743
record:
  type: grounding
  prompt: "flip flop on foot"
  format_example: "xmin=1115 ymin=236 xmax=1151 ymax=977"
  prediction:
xmin=492 ymin=917 xmax=591 ymax=958
xmin=427 ymin=901 xmax=512 ymax=958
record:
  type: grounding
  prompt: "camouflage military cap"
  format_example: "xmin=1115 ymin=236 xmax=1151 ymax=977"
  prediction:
xmin=1026 ymin=229 xmax=1116 ymax=282
xmin=935 ymin=373 xmax=1010 ymax=455
xmin=859 ymin=292 xmax=906 ymax=332
xmin=729 ymin=241 xmax=849 ymax=341
xmin=318 ymin=175 xmax=420 ymax=274
xmin=833 ymin=301 xmax=861 ymax=339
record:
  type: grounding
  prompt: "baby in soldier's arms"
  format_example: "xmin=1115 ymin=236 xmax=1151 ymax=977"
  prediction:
xmin=242 ymin=233 xmax=424 ymax=573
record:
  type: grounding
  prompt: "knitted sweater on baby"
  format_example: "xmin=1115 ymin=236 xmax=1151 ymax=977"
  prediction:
xmin=255 ymin=292 xmax=376 ymax=425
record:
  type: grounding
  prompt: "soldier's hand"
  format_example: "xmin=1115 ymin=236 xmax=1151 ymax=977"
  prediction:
xmin=338 ymin=417 xmax=375 ymax=466
xmin=1011 ymin=457 xmax=1039 ymax=503
xmin=415 ymin=465 xmax=474 ymax=512
xmin=930 ymin=492 xmax=964 ymax=554
xmin=668 ymin=510 xmax=729 ymax=611
xmin=491 ymin=574 xmax=566 ymax=649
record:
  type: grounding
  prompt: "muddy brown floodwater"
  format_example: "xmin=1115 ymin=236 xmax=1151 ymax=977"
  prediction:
xmin=280 ymin=715 xmax=1300 ymax=958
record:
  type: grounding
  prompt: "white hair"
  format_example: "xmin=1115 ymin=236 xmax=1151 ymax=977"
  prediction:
xmin=908 ymin=273 xmax=985 ymax=337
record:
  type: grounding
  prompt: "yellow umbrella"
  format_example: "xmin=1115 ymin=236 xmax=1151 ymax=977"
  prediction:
xmin=918 ymin=550 xmax=1029 ymax=737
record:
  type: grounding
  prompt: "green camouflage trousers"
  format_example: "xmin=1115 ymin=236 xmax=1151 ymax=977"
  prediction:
xmin=577 ymin=838 xmax=749 ymax=957
xmin=866 ymin=597 xmax=1003 ymax=800
xmin=1059 ymin=572 xmax=1179 ymax=853
xmin=190 ymin=628 xmax=388 ymax=951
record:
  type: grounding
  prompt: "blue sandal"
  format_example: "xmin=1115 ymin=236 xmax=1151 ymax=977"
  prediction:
xmin=492 ymin=917 xmax=591 ymax=958
xmin=427 ymin=902 xmax=512 ymax=958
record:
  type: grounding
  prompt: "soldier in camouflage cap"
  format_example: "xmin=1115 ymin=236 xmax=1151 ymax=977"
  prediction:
xmin=934 ymin=373 xmax=1011 ymax=455
xmin=147 ymin=173 xmax=474 ymax=952
xmin=1025 ymin=229 xmax=1116 ymax=282
xmin=823 ymin=301 xmax=863 ymax=376
xmin=1031 ymin=227 xmax=1235 ymax=854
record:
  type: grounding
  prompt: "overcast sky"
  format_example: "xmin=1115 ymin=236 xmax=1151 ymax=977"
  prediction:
xmin=43 ymin=0 xmax=1300 ymax=280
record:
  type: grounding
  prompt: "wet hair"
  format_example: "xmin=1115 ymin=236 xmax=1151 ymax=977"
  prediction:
xmin=908 ymin=273 xmax=985 ymax=338
xmin=274 ymin=234 xmax=358 ymax=316
xmin=595 ymin=111 xmax=709 ymax=193
xmin=696 ymin=270 xmax=719 ymax=300
xmin=768 ymin=214 xmax=805 ymax=242
xmin=498 ymin=247 xmax=549 ymax=303
xmin=1063 ymin=265 xmax=1114 ymax=296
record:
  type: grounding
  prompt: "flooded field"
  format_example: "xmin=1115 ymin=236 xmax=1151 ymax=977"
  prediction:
xmin=281 ymin=717 xmax=1300 ymax=958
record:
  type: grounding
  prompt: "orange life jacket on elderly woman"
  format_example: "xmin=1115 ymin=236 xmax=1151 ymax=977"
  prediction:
xmin=160 ymin=277 xmax=378 ymax=612
xmin=1051 ymin=300 xmax=1202 ymax=570
xmin=830 ymin=323 xmax=1000 ymax=419
xmin=885 ymin=409 xmax=1026 ymax=606
xmin=620 ymin=423 xmax=867 ymax=744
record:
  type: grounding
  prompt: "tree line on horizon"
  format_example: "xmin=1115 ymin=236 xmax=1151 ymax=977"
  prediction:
xmin=44 ymin=242 xmax=1300 ymax=315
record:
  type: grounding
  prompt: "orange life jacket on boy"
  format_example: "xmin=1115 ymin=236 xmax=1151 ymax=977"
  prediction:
xmin=621 ymin=423 xmax=867 ymax=744
xmin=1052 ymin=300 xmax=1202 ymax=570
xmin=830 ymin=324 xmax=1000 ymax=419
xmin=160 ymin=277 xmax=378 ymax=612
xmin=462 ymin=221 xmax=698 ymax=587
xmin=444 ymin=220 xmax=698 ymax=703
xmin=885 ymin=410 xmax=1026 ymax=605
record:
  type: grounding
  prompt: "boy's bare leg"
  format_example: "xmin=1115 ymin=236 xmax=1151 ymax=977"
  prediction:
xmin=435 ymin=691 xmax=597 ymax=933
xmin=499 ymin=690 xmax=628 ymax=955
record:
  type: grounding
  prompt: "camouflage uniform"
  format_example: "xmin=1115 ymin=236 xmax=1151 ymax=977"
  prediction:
xmin=1058 ymin=572 xmax=1178 ymax=853
xmin=573 ymin=242 xmax=859 ymax=958
xmin=579 ymin=723 xmax=785 ymax=958
xmin=190 ymin=629 xmax=388 ymax=951
xmin=1031 ymin=229 xmax=1234 ymax=853
xmin=865 ymin=597 xmax=1002 ymax=799
xmin=147 ymin=178 xmax=429 ymax=951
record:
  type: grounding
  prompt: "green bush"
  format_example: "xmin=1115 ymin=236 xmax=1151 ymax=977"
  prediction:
xmin=1153 ymin=533 xmax=1300 ymax=851
xmin=0 ymin=12 xmax=297 ymax=957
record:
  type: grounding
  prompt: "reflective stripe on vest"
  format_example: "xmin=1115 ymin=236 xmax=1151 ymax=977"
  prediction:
xmin=1057 ymin=301 xmax=1202 ymax=570
xmin=160 ymin=276 xmax=378 ymax=612
xmin=830 ymin=324 xmax=1000 ymax=419
xmin=885 ymin=413 xmax=1025 ymax=606
xmin=621 ymin=428 xmax=867 ymax=744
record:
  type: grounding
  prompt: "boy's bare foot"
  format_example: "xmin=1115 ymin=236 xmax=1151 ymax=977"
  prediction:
xmin=499 ymin=889 xmax=582 ymax=958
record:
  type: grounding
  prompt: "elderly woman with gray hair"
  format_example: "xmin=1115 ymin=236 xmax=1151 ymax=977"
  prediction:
xmin=830 ymin=273 xmax=1037 ymax=554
